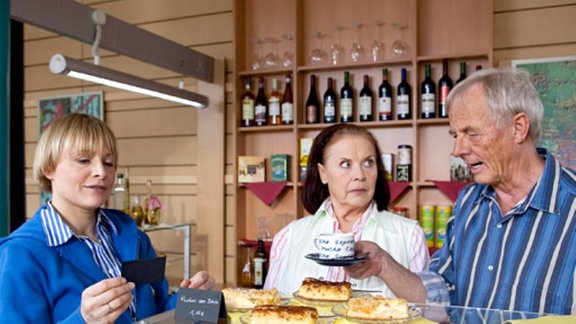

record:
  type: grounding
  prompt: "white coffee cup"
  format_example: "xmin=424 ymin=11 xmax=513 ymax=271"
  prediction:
xmin=313 ymin=233 xmax=355 ymax=260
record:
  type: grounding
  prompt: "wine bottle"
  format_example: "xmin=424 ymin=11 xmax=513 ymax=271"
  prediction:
xmin=359 ymin=74 xmax=373 ymax=122
xmin=456 ymin=61 xmax=467 ymax=84
xmin=420 ymin=64 xmax=436 ymax=119
xmin=305 ymin=74 xmax=320 ymax=124
xmin=254 ymin=76 xmax=268 ymax=126
xmin=268 ymin=78 xmax=281 ymax=125
xmin=396 ymin=68 xmax=412 ymax=120
xmin=378 ymin=68 xmax=393 ymax=121
xmin=340 ymin=71 xmax=354 ymax=123
xmin=253 ymin=239 xmax=267 ymax=289
xmin=241 ymin=77 xmax=255 ymax=127
xmin=438 ymin=59 xmax=453 ymax=118
xmin=323 ymin=77 xmax=337 ymax=123
xmin=281 ymin=74 xmax=294 ymax=125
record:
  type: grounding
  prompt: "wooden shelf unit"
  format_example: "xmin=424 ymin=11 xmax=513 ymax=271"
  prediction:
xmin=232 ymin=0 xmax=493 ymax=284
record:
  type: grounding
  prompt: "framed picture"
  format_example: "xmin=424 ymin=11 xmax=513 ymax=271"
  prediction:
xmin=38 ymin=91 xmax=104 ymax=133
xmin=511 ymin=56 xmax=576 ymax=170
xmin=37 ymin=91 xmax=104 ymax=204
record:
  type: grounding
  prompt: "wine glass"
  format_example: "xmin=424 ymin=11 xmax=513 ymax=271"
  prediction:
xmin=281 ymin=33 xmax=294 ymax=67
xmin=349 ymin=22 xmax=364 ymax=63
xmin=250 ymin=37 xmax=263 ymax=71
xmin=309 ymin=32 xmax=327 ymax=64
xmin=330 ymin=25 xmax=346 ymax=65
xmin=370 ymin=21 xmax=386 ymax=62
xmin=391 ymin=22 xmax=409 ymax=57
xmin=263 ymin=37 xmax=280 ymax=68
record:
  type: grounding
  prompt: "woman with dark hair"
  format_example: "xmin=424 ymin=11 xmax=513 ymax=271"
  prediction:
xmin=264 ymin=123 xmax=428 ymax=296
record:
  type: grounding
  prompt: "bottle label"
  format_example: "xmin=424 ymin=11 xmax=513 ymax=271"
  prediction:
xmin=439 ymin=86 xmax=450 ymax=105
xmin=378 ymin=97 xmax=392 ymax=117
xmin=421 ymin=93 xmax=435 ymax=114
xmin=359 ymin=96 xmax=372 ymax=118
xmin=340 ymin=98 xmax=353 ymax=119
xmin=397 ymin=95 xmax=409 ymax=115
xmin=281 ymin=102 xmax=293 ymax=122
xmin=253 ymin=257 xmax=265 ymax=285
xmin=306 ymin=105 xmax=318 ymax=123
xmin=242 ymin=99 xmax=254 ymax=120
xmin=269 ymin=98 xmax=280 ymax=116
xmin=255 ymin=104 xmax=266 ymax=123
xmin=324 ymin=101 xmax=336 ymax=117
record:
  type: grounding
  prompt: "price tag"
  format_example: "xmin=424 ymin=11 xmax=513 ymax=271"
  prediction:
xmin=174 ymin=288 xmax=227 ymax=323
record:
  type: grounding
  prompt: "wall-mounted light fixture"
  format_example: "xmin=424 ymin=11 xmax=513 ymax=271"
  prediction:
xmin=49 ymin=54 xmax=209 ymax=108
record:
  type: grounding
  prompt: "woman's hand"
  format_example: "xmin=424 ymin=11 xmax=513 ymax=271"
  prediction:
xmin=80 ymin=277 xmax=135 ymax=324
xmin=180 ymin=270 xmax=215 ymax=290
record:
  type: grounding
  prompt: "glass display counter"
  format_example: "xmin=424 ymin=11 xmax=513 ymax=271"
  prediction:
xmin=135 ymin=303 xmax=571 ymax=324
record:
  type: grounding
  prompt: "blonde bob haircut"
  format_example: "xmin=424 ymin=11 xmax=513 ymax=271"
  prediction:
xmin=33 ymin=113 xmax=118 ymax=193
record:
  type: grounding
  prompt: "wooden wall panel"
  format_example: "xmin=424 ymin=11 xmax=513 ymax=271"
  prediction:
xmin=107 ymin=108 xmax=197 ymax=137
xmin=493 ymin=1 xmax=576 ymax=65
xmin=495 ymin=0 xmax=576 ymax=11
xmin=494 ymin=6 xmax=576 ymax=49
xmin=117 ymin=137 xmax=197 ymax=165
xmin=92 ymin=0 xmax=233 ymax=24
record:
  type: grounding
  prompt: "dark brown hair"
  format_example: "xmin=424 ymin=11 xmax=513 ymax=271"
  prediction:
xmin=301 ymin=123 xmax=390 ymax=214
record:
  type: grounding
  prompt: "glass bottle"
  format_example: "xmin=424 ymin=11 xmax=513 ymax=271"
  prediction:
xmin=254 ymin=76 xmax=268 ymax=126
xmin=396 ymin=68 xmax=412 ymax=120
xmin=130 ymin=194 xmax=145 ymax=226
xmin=339 ymin=71 xmax=354 ymax=123
xmin=146 ymin=194 xmax=162 ymax=225
xmin=112 ymin=173 xmax=128 ymax=214
xmin=305 ymin=74 xmax=320 ymax=124
xmin=358 ymin=74 xmax=373 ymax=122
xmin=268 ymin=78 xmax=282 ymax=125
xmin=378 ymin=68 xmax=393 ymax=121
xmin=323 ymin=77 xmax=337 ymax=123
xmin=438 ymin=59 xmax=453 ymax=118
xmin=253 ymin=239 xmax=267 ymax=289
xmin=241 ymin=77 xmax=255 ymax=127
xmin=456 ymin=61 xmax=467 ymax=84
xmin=420 ymin=64 xmax=436 ymax=119
xmin=238 ymin=244 xmax=254 ymax=288
xmin=281 ymin=74 xmax=294 ymax=125
xmin=143 ymin=179 xmax=152 ymax=223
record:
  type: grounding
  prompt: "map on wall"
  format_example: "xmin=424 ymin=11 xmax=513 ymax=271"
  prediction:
xmin=512 ymin=57 xmax=576 ymax=170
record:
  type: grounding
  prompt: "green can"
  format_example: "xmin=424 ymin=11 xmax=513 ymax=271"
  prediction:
xmin=419 ymin=205 xmax=435 ymax=248
xmin=435 ymin=204 xmax=453 ymax=248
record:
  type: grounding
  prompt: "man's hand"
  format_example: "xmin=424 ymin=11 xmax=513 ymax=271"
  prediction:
xmin=345 ymin=241 xmax=387 ymax=279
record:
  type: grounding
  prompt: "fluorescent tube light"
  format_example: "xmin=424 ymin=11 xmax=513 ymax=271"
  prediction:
xmin=49 ymin=54 xmax=208 ymax=108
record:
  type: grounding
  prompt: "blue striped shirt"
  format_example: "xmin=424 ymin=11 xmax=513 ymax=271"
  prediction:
xmin=41 ymin=203 xmax=135 ymax=314
xmin=419 ymin=149 xmax=576 ymax=315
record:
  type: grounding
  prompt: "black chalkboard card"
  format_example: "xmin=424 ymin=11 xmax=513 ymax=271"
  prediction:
xmin=174 ymin=288 xmax=227 ymax=323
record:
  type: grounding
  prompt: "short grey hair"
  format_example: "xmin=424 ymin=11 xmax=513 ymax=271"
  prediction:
xmin=446 ymin=67 xmax=544 ymax=141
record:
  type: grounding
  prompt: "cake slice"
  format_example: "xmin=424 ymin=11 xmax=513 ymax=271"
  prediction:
xmin=296 ymin=277 xmax=352 ymax=302
xmin=250 ymin=305 xmax=318 ymax=324
xmin=346 ymin=295 xmax=409 ymax=320
xmin=222 ymin=287 xmax=281 ymax=309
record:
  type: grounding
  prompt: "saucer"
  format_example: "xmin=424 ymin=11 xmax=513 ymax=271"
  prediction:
xmin=305 ymin=252 xmax=368 ymax=266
